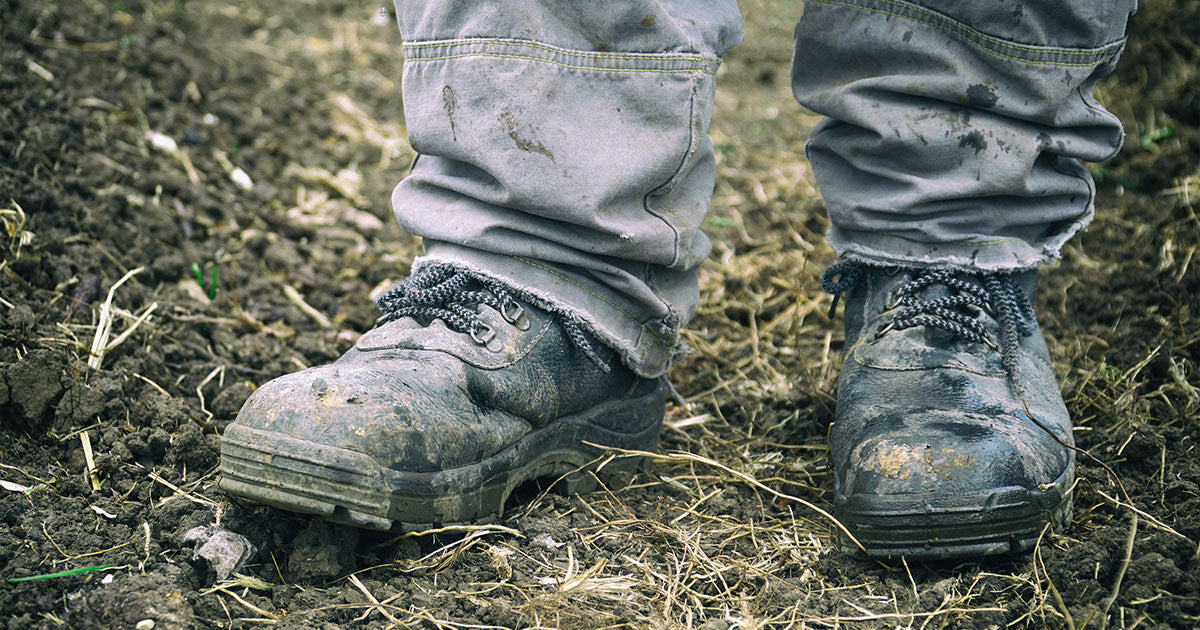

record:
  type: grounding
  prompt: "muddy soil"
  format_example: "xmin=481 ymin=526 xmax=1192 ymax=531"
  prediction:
xmin=2 ymin=0 xmax=1198 ymax=628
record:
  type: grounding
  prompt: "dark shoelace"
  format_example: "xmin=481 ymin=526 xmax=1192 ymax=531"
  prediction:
xmin=375 ymin=265 xmax=610 ymax=371
xmin=821 ymin=260 xmax=1037 ymax=376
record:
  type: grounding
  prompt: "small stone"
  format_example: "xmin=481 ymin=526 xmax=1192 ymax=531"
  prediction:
xmin=135 ymin=620 xmax=155 ymax=630
xmin=145 ymin=130 xmax=178 ymax=153
xmin=230 ymin=168 xmax=253 ymax=191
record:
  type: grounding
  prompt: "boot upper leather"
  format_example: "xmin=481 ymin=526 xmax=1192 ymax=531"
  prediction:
xmin=234 ymin=293 xmax=640 ymax=473
xmin=831 ymin=266 xmax=1074 ymax=499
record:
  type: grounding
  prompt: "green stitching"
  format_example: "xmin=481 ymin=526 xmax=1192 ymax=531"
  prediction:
xmin=809 ymin=0 xmax=1124 ymax=67
xmin=405 ymin=52 xmax=712 ymax=74
xmin=404 ymin=38 xmax=716 ymax=63
xmin=511 ymin=256 xmax=672 ymax=347
xmin=852 ymin=0 xmax=1123 ymax=56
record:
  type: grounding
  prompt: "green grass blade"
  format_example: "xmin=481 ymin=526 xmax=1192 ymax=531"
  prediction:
xmin=207 ymin=263 xmax=218 ymax=299
xmin=7 ymin=565 xmax=115 ymax=583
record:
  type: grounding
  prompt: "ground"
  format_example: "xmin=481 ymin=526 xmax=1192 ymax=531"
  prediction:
xmin=2 ymin=0 xmax=1199 ymax=628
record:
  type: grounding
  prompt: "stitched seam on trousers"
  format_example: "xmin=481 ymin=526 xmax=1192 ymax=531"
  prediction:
xmin=808 ymin=0 xmax=1125 ymax=67
xmin=850 ymin=0 xmax=1124 ymax=56
xmin=403 ymin=39 xmax=718 ymax=74
xmin=405 ymin=52 xmax=713 ymax=74
xmin=511 ymin=256 xmax=671 ymax=348
xmin=1063 ymin=93 xmax=1102 ymax=222
xmin=642 ymin=77 xmax=702 ymax=270
xmin=637 ymin=76 xmax=701 ymax=324
xmin=1076 ymin=71 xmax=1127 ymax=160
xmin=404 ymin=37 xmax=714 ymax=62
xmin=811 ymin=0 xmax=1126 ymax=58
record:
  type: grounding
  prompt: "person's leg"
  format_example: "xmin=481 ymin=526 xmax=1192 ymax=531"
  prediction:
xmin=794 ymin=0 xmax=1133 ymax=270
xmin=394 ymin=1 xmax=742 ymax=377
xmin=219 ymin=2 xmax=742 ymax=528
xmin=792 ymin=0 xmax=1136 ymax=558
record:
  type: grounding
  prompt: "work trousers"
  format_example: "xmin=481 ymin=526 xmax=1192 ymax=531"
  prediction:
xmin=389 ymin=0 xmax=1135 ymax=377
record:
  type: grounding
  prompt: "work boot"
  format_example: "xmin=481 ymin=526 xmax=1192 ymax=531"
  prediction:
xmin=821 ymin=261 xmax=1074 ymax=559
xmin=219 ymin=264 xmax=665 ymax=530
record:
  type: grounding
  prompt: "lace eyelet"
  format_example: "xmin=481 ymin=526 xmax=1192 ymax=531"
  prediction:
xmin=500 ymin=300 xmax=531 ymax=331
xmin=374 ymin=312 xmax=398 ymax=328
xmin=881 ymin=290 xmax=899 ymax=312
xmin=470 ymin=323 xmax=495 ymax=345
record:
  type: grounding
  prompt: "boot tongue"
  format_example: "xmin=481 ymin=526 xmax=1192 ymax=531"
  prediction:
xmin=921 ymin=282 xmax=952 ymax=300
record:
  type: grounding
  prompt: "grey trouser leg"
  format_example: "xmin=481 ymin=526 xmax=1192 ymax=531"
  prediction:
xmin=793 ymin=0 xmax=1137 ymax=270
xmin=390 ymin=1 xmax=1136 ymax=377
xmin=391 ymin=1 xmax=742 ymax=378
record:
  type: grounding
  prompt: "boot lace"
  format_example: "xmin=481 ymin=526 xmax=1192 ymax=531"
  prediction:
xmin=821 ymin=260 xmax=1036 ymax=376
xmin=375 ymin=265 xmax=610 ymax=371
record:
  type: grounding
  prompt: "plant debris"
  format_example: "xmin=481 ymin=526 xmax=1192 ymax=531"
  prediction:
xmin=1 ymin=0 xmax=1197 ymax=627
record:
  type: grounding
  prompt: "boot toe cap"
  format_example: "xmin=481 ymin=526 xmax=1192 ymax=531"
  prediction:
xmin=230 ymin=359 xmax=529 ymax=472
xmin=837 ymin=409 xmax=1071 ymax=499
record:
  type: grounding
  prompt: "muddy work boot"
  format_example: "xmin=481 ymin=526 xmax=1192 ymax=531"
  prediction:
xmin=219 ymin=265 xmax=665 ymax=530
xmin=821 ymin=261 xmax=1074 ymax=559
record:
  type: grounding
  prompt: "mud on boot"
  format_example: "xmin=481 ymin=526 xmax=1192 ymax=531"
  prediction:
xmin=821 ymin=261 xmax=1074 ymax=559
xmin=219 ymin=264 xmax=665 ymax=530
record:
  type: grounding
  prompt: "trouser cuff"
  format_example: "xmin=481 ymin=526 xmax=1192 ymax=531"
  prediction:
xmin=413 ymin=243 xmax=685 ymax=378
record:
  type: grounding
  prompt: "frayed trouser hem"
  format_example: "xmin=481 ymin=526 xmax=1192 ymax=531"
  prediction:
xmin=826 ymin=219 xmax=1090 ymax=274
xmin=411 ymin=250 xmax=686 ymax=379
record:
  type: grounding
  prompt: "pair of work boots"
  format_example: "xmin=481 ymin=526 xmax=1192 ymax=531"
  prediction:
xmin=218 ymin=261 xmax=1074 ymax=559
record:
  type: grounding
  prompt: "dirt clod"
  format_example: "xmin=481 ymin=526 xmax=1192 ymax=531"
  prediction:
xmin=287 ymin=522 xmax=359 ymax=583
xmin=5 ymin=350 xmax=65 ymax=428
xmin=71 ymin=571 xmax=196 ymax=630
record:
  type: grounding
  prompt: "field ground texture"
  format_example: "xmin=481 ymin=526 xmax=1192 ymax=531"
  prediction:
xmin=1 ymin=0 xmax=1199 ymax=628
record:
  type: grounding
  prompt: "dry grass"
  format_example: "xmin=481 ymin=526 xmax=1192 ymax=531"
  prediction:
xmin=2 ymin=1 xmax=1197 ymax=628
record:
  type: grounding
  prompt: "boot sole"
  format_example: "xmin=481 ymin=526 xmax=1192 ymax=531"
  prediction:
xmin=835 ymin=464 xmax=1073 ymax=559
xmin=218 ymin=385 xmax=664 ymax=530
